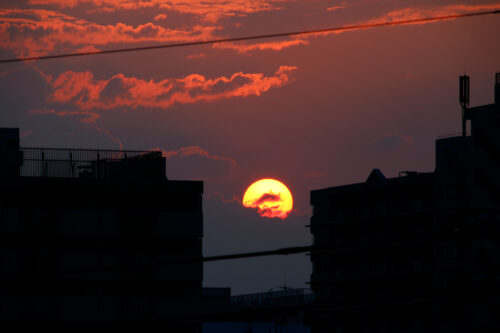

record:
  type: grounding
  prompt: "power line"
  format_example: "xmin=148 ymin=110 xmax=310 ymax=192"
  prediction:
xmin=62 ymin=245 xmax=313 ymax=275
xmin=1 ymin=9 xmax=499 ymax=64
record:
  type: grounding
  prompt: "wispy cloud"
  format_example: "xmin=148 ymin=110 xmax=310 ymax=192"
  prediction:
xmin=162 ymin=146 xmax=237 ymax=170
xmin=0 ymin=9 xmax=218 ymax=57
xmin=27 ymin=0 xmax=288 ymax=23
xmin=151 ymin=146 xmax=237 ymax=180
xmin=28 ymin=108 xmax=123 ymax=149
xmin=186 ymin=53 xmax=206 ymax=59
xmin=213 ymin=39 xmax=308 ymax=54
xmin=153 ymin=13 xmax=167 ymax=21
xmin=29 ymin=109 xmax=101 ymax=124
xmin=370 ymin=132 xmax=414 ymax=152
xmin=326 ymin=1 xmax=350 ymax=12
xmin=4 ymin=3 xmax=497 ymax=58
xmin=211 ymin=3 xmax=500 ymax=53
xmin=365 ymin=3 xmax=500 ymax=25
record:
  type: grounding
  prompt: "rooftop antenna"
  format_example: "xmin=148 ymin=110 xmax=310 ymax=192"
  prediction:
xmin=459 ymin=75 xmax=470 ymax=137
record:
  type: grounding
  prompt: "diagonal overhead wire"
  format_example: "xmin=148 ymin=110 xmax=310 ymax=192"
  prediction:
xmin=1 ymin=9 xmax=499 ymax=64
xmin=62 ymin=245 xmax=313 ymax=275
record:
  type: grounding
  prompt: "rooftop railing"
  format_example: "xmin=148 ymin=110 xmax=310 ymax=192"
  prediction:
xmin=20 ymin=147 xmax=163 ymax=179
xmin=437 ymin=132 xmax=469 ymax=139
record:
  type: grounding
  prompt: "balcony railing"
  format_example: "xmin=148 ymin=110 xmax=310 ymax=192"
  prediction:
xmin=20 ymin=147 xmax=163 ymax=179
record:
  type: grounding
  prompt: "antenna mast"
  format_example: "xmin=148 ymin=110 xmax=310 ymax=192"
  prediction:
xmin=459 ymin=75 xmax=470 ymax=137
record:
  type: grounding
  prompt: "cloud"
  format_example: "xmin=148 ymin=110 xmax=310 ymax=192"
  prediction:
xmin=156 ymin=146 xmax=237 ymax=180
xmin=326 ymin=6 xmax=346 ymax=12
xmin=212 ymin=39 xmax=308 ymax=54
xmin=217 ymin=3 xmax=500 ymax=53
xmin=4 ymin=3 xmax=496 ymax=59
xmin=153 ymin=13 xmax=167 ymax=21
xmin=28 ymin=108 xmax=101 ymax=124
xmin=74 ymin=45 xmax=101 ymax=53
xmin=27 ymin=0 xmax=287 ymax=23
xmin=363 ymin=4 xmax=500 ymax=26
xmin=253 ymin=192 xmax=281 ymax=206
xmin=163 ymin=146 xmax=237 ymax=170
xmin=326 ymin=1 xmax=350 ymax=12
xmin=259 ymin=205 xmax=282 ymax=218
xmin=28 ymin=108 xmax=123 ymax=149
xmin=370 ymin=132 xmax=414 ymax=151
xmin=0 ymin=9 xmax=218 ymax=57
xmin=186 ymin=53 xmax=206 ymax=59
xmin=225 ymin=3 xmax=500 ymax=53
xmin=44 ymin=66 xmax=298 ymax=110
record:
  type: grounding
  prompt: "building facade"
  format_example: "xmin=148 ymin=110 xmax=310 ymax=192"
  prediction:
xmin=0 ymin=129 xmax=203 ymax=331
xmin=309 ymin=74 xmax=500 ymax=332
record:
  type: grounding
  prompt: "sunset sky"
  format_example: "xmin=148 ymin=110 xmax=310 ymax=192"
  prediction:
xmin=1 ymin=0 xmax=499 ymax=294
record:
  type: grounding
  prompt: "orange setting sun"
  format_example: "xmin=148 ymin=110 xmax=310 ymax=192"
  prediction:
xmin=242 ymin=178 xmax=293 ymax=219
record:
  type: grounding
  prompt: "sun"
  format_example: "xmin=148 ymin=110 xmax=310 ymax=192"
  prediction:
xmin=242 ymin=178 xmax=293 ymax=219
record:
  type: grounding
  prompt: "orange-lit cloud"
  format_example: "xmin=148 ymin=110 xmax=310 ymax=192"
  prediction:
xmin=213 ymin=39 xmax=308 ymax=54
xmin=219 ymin=3 xmax=500 ymax=52
xmin=44 ymin=66 xmax=297 ymax=110
xmin=154 ymin=14 xmax=168 ymax=21
xmin=4 ymin=3 xmax=495 ymax=59
xmin=313 ymin=3 xmax=500 ymax=38
xmin=186 ymin=53 xmax=206 ymax=59
xmin=326 ymin=1 xmax=350 ymax=12
xmin=27 ymin=0 xmax=287 ymax=23
xmin=0 ymin=9 xmax=218 ymax=57
xmin=326 ymin=6 xmax=346 ymax=12
xmin=366 ymin=4 xmax=500 ymax=25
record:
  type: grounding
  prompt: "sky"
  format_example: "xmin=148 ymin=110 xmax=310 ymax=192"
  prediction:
xmin=1 ymin=0 xmax=499 ymax=294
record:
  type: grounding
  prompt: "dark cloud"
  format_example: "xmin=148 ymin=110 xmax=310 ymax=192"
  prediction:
xmin=370 ymin=132 xmax=414 ymax=151
xmin=253 ymin=192 xmax=281 ymax=206
xmin=259 ymin=205 xmax=281 ymax=217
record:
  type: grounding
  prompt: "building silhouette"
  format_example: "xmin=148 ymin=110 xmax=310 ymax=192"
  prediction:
xmin=309 ymin=73 xmax=500 ymax=332
xmin=0 ymin=131 xmax=203 ymax=332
